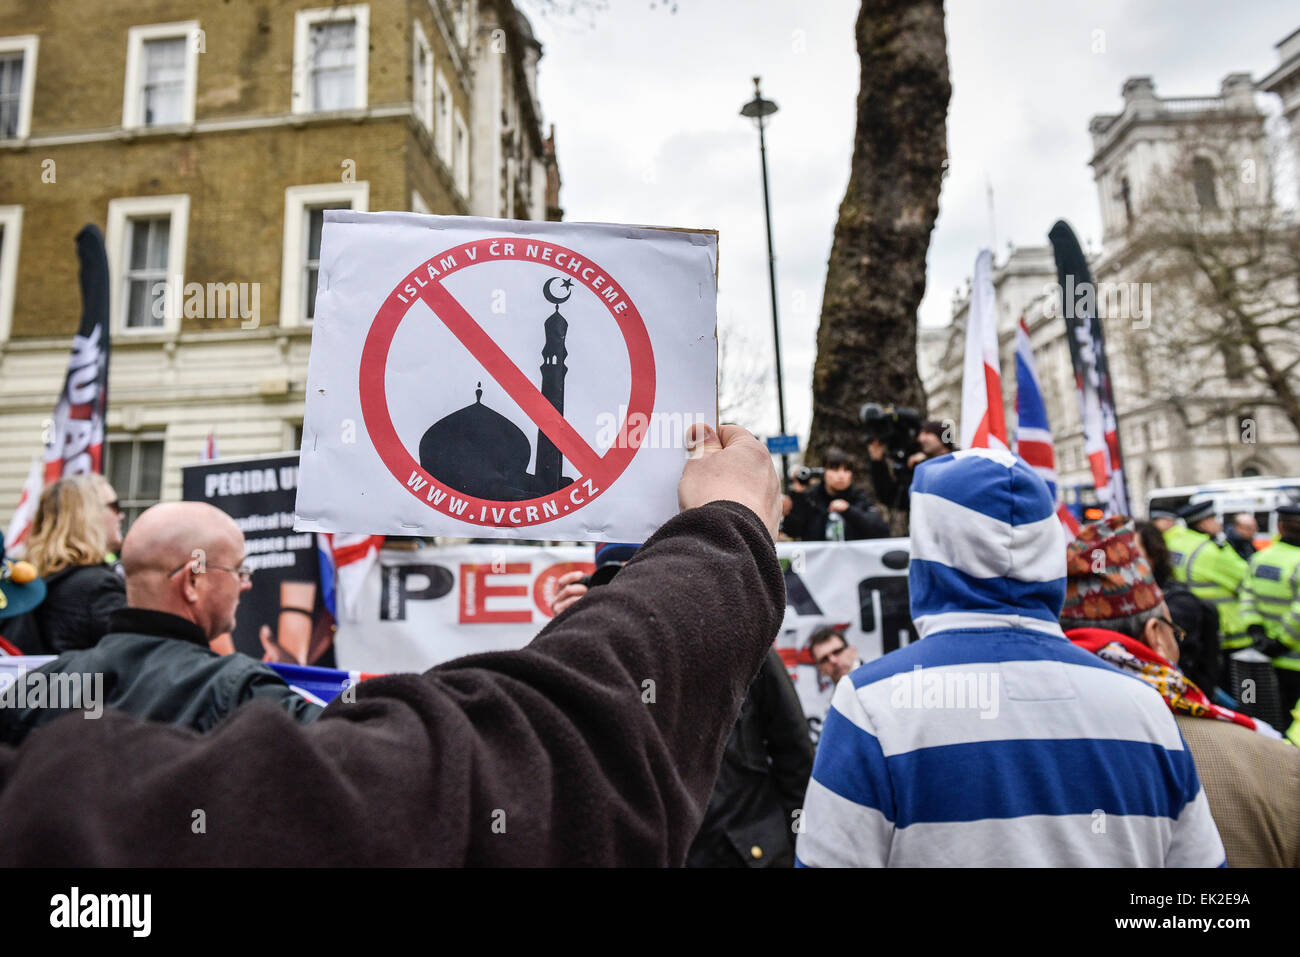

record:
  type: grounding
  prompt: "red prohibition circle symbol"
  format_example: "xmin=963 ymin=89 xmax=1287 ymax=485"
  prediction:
xmin=359 ymin=237 xmax=656 ymax=528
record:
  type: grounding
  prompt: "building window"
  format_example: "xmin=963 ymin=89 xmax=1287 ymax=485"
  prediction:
xmin=106 ymin=195 xmax=190 ymax=334
xmin=1222 ymin=342 xmax=1245 ymax=381
xmin=452 ymin=0 xmax=470 ymax=49
xmin=293 ymin=5 xmax=369 ymax=114
xmin=435 ymin=69 xmax=452 ymax=165
xmin=0 ymin=205 xmax=21 ymax=340
xmin=124 ymin=217 xmax=170 ymax=329
xmin=280 ymin=182 xmax=369 ymax=327
xmin=0 ymin=35 xmax=37 ymax=139
xmin=454 ymin=108 xmax=469 ymax=198
xmin=413 ymin=19 xmax=433 ymax=132
xmin=1192 ymin=157 xmax=1219 ymax=211
xmin=303 ymin=205 xmax=347 ymax=321
xmin=107 ymin=435 xmax=165 ymax=529
xmin=123 ymin=23 xmax=199 ymax=129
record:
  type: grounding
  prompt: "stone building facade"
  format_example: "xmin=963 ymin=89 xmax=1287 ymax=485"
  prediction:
xmin=922 ymin=33 xmax=1300 ymax=513
xmin=0 ymin=0 xmax=561 ymax=521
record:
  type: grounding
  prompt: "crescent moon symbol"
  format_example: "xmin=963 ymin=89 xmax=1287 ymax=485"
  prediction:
xmin=543 ymin=277 xmax=572 ymax=305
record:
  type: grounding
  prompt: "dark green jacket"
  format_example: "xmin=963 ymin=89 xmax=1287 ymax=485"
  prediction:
xmin=0 ymin=607 xmax=320 ymax=745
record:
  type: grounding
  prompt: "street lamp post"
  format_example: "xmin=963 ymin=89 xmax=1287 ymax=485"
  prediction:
xmin=740 ymin=76 xmax=791 ymax=482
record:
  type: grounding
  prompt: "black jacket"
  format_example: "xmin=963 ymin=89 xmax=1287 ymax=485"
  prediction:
xmin=788 ymin=482 xmax=889 ymax=541
xmin=0 ymin=502 xmax=786 ymax=865
xmin=868 ymin=457 xmax=915 ymax=512
xmin=687 ymin=646 xmax=813 ymax=868
xmin=1225 ymin=529 xmax=1256 ymax=562
xmin=0 ymin=607 xmax=321 ymax=745
xmin=1161 ymin=580 xmax=1221 ymax=694
xmin=6 ymin=563 xmax=126 ymax=656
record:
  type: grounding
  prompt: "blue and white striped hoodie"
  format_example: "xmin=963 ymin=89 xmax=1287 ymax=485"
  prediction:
xmin=796 ymin=448 xmax=1224 ymax=867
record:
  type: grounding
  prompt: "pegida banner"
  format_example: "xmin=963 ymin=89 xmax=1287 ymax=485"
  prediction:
xmin=182 ymin=454 xmax=334 ymax=666
xmin=332 ymin=538 xmax=915 ymax=739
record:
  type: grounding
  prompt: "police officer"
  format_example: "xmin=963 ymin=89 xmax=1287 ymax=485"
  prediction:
xmin=1240 ymin=503 xmax=1300 ymax=729
xmin=1164 ymin=501 xmax=1250 ymax=657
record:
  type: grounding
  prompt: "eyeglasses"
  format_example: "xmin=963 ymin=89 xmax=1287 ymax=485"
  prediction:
xmin=814 ymin=643 xmax=848 ymax=667
xmin=1159 ymin=617 xmax=1187 ymax=645
xmin=167 ymin=560 xmax=254 ymax=585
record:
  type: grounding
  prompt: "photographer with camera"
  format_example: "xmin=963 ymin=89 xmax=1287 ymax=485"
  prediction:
xmin=782 ymin=448 xmax=889 ymax=542
xmin=865 ymin=411 xmax=955 ymax=516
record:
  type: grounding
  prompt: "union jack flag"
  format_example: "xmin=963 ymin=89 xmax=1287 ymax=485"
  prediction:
xmin=1014 ymin=318 xmax=1079 ymax=536
xmin=317 ymin=533 xmax=384 ymax=623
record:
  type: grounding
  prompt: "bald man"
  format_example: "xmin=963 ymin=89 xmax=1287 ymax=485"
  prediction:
xmin=0 ymin=502 xmax=319 ymax=745
xmin=0 ymin=424 xmax=787 ymax=865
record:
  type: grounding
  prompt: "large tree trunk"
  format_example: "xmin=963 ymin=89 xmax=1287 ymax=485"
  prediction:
xmin=805 ymin=0 xmax=950 ymax=468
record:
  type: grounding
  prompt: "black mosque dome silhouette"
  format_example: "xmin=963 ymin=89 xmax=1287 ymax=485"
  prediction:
xmin=419 ymin=277 xmax=576 ymax=501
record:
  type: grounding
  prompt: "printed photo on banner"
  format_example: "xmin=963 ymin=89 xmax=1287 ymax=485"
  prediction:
xmin=182 ymin=454 xmax=334 ymax=666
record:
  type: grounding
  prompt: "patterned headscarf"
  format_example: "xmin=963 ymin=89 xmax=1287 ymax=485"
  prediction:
xmin=1067 ymin=627 xmax=1282 ymax=738
xmin=1061 ymin=516 xmax=1164 ymax=623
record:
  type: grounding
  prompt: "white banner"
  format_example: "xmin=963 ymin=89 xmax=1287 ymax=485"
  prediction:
xmin=295 ymin=212 xmax=719 ymax=543
xmin=333 ymin=538 xmax=915 ymax=737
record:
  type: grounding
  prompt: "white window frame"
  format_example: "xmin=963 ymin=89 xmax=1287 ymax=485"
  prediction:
xmin=123 ymin=22 xmax=200 ymax=129
xmin=106 ymin=433 xmax=167 ymax=529
xmin=105 ymin=194 xmax=190 ymax=335
xmin=280 ymin=181 xmax=369 ymax=328
xmin=412 ymin=19 xmax=434 ymax=133
xmin=293 ymin=4 xmax=370 ymax=115
xmin=454 ymin=107 xmax=470 ymax=198
xmin=0 ymin=35 xmax=38 ymax=140
xmin=435 ymin=68 xmax=452 ymax=165
xmin=453 ymin=1 xmax=470 ymax=49
xmin=0 ymin=204 xmax=22 ymax=340
xmin=411 ymin=190 xmax=430 ymax=214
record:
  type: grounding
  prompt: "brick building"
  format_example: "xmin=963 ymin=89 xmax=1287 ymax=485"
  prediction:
xmin=0 ymin=0 xmax=561 ymax=522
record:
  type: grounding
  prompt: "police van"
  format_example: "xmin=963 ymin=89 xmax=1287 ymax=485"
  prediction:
xmin=1146 ymin=477 xmax=1300 ymax=541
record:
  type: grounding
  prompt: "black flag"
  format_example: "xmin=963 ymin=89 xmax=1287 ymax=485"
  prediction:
xmin=43 ymin=224 xmax=111 ymax=481
xmin=1048 ymin=220 xmax=1130 ymax=516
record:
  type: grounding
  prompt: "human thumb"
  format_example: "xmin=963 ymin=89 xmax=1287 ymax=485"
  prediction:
xmin=686 ymin=422 xmax=721 ymax=457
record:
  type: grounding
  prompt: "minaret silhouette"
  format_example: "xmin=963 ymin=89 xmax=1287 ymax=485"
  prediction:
xmin=536 ymin=277 xmax=571 ymax=493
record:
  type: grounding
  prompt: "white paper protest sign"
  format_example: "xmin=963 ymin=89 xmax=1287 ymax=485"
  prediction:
xmin=294 ymin=212 xmax=718 ymax=542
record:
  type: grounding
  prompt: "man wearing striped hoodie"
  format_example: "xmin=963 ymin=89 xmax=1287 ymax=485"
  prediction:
xmin=796 ymin=448 xmax=1224 ymax=867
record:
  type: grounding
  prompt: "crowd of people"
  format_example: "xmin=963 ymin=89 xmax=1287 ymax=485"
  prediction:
xmin=0 ymin=427 xmax=1297 ymax=867
xmin=779 ymin=420 xmax=954 ymax=541
xmin=797 ymin=449 xmax=1298 ymax=867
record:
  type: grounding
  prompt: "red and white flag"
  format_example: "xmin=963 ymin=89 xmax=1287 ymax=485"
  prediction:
xmin=200 ymin=431 xmax=218 ymax=462
xmin=960 ymin=249 xmax=1008 ymax=451
xmin=5 ymin=457 xmax=44 ymax=552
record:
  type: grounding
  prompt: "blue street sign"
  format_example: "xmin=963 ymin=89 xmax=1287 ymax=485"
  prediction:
xmin=765 ymin=434 xmax=800 ymax=455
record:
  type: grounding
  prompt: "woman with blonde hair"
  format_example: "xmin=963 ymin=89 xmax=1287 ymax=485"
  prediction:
xmin=11 ymin=473 xmax=126 ymax=654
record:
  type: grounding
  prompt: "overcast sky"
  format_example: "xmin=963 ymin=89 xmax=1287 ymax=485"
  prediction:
xmin=528 ymin=0 xmax=1299 ymax=446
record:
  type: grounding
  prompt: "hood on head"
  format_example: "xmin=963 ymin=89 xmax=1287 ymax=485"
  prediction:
xmin=908 ymin=448 xmax=1066 ymax=638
